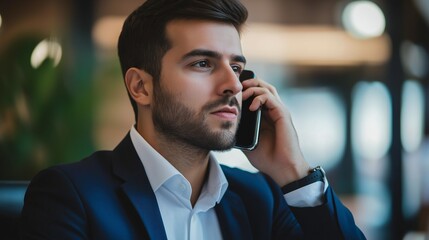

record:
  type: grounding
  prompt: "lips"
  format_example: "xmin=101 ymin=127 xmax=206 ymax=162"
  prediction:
xmin=211 ymin=106 xmax=239 ymax=120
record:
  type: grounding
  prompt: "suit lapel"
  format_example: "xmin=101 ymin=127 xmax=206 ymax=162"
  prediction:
xmin=112 ymin=133 xmax=167 ymax=240
xmin=216 ymin=190 xmax=253 ymax=240
xmin=111 ymin=133 xmax=255 ymax=239
xmin=120 ymin=181 xmax=167 ymax=240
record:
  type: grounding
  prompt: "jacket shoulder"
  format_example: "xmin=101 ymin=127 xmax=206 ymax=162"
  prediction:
xmin=28 ymin=150 xmax=117 ymax=197
xmin=54 ymin=150 xmax=114 ymax=176
xmin=220 ymin=165 xmax=282 ymax=202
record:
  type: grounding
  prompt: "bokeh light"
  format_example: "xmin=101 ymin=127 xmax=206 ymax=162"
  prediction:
xmin=401 ymin=80 xmax=425 ymax=152
xmin=352 ymin=82 xmax=392 ymax=160
xmin=342 ymin=1 xmax=386 ymax=39
xmin=281 ymin=88 xmax=346 ymax=170
xmin=401 ymin=41 xmax=429 ymax=78
xmin=30 ymin=39 xmax=62 ymax=69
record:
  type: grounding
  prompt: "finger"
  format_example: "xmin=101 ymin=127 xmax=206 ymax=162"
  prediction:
xmin=243 ymin=88 xmax=283 ymax=111
xmin=249 ymin=94 xmax=267 ymax=111
xmin=252 ymin=94 xmax=282 ymax=111
xmin=242 ymin=79 xmax=278 ymax=96
xmin=242 ymin=85 xmax=281 ymax=104
xmin=242 ymin=86 xmax=269 ymax=101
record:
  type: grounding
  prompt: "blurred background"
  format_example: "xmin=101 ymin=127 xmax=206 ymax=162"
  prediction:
xmin=0 ymin=0 xmax=428 ymax=239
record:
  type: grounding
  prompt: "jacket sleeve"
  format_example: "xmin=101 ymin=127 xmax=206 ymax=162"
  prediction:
xmin=289 ymin=186 xmax=366 ymax=240
xmin=261 ymin=172 xmax=366 ymax=240
xmin=20 ymin=167 xmax=88 ymax=240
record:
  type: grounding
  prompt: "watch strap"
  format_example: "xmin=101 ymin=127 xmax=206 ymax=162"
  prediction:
xmin=281 ymin=166 xmax=324 ymax=194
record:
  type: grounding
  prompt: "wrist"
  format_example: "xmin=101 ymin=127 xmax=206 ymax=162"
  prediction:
xmin=281 ymin=166 xmax=324 ymax=194
xmin=274 ymin=161 xmax=311 ymax=187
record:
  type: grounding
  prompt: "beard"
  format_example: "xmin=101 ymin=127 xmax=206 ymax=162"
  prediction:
xmin=152 ymin=84 xmax=241 ymax=151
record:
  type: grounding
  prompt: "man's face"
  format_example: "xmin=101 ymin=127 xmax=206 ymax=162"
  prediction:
xmin=152 ymin=20 xmax=245 ymax=151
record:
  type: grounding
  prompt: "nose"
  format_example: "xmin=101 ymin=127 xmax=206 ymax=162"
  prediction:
xmin=218 ymin=66 xmax=243 ymax=96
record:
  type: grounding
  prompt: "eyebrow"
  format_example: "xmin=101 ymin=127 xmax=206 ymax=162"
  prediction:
xmin=182 ymin=49 xmax=247 ymax=64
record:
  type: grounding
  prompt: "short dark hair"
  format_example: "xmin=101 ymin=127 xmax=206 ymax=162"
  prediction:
xmin=117 ymin=0 xmax=248 ymax=122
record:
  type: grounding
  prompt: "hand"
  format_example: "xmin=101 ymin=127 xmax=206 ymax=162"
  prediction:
xmin=241 ymin=77 xmax=311 ymax=187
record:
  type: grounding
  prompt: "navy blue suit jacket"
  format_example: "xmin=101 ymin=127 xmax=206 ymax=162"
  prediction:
xmin=21 ymin=134 xmax=365 ymax=239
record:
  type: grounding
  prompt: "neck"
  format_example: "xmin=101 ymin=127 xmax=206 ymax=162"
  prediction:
xmin=137 ymin=124 xmax=210 ymax=206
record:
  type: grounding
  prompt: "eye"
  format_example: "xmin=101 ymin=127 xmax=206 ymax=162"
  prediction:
xmin=192 ymin=60 xmax=211 ymax=68
xmin=231 ymin=65 xmax=243 ymax=74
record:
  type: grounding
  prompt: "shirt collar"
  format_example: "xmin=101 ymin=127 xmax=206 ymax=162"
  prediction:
xmin=130 ymin=126 xmax=180 ymax=192
xmin=129 ymin=126 xmax=228 ymax=203
xmin=206 ymin=152 xmax=229 ymax=204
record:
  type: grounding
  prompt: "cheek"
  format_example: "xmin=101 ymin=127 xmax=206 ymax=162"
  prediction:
xmin=174 ymin=82 xmax=212 ymax=111
xmin=188 ymin=88 xmax=211 ymax=109
xmin=161 ymin=70 xmax=215 ymax=110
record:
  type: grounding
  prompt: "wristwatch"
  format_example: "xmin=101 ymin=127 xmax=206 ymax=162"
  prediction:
xmin=281 ymin=166 xmax=324 ymax=194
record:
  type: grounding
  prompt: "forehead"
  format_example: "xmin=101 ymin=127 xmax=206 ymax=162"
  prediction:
xmin=165 ymin=19 xmax=243 ymax=56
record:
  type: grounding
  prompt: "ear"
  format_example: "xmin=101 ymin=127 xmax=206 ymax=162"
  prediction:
xmin=124 ymin=67 xmax=153 ymax=106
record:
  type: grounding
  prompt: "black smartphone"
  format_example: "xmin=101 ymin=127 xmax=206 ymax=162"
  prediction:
xmin=234 ymin=70 xmax=261 ymax=151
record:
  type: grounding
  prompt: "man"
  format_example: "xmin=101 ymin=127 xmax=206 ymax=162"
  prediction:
xmin=21 ymin=0 xmax=366 ymax=239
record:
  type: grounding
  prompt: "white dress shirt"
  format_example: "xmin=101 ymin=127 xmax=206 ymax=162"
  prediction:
xmin=129 ymin=126 xmax=326 ymax=240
